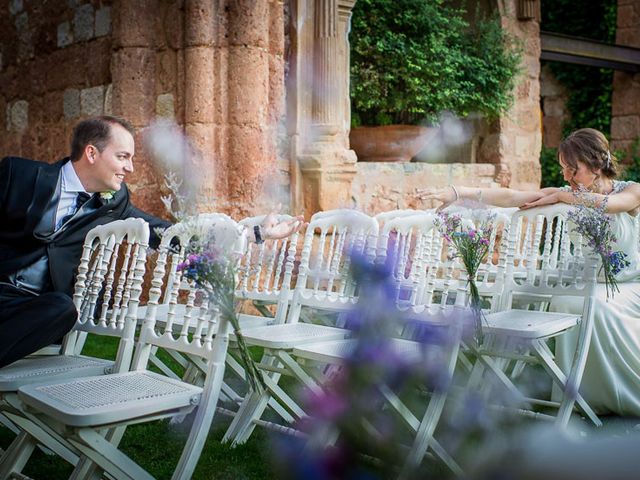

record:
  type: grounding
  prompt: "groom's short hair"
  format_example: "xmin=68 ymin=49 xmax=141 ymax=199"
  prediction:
xmin=70 ymin=116 xmax=135 ymax=162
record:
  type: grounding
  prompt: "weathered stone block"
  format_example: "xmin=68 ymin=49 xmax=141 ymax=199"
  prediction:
xmin=74 ymin=4 xmax=95 ymax=42
xmin=104 ymin=84 xmax=113 ymax=114
xmin=184 ymin=47 xmax=215 ymax=123
xmin=617 ymin=28 xmax=640 ymax=48
xmin=95 ymin=6 xmax=111 ymax=37
xmin=9 ymin=0 xmax=23 ymax=15
xmin=540 ymin=65 xmax=565 ymax=97
xmin=81 ymin=85 xmax=105 ymax=116
xmin=41 ymin=91 xmax=63 ymax=123
xmin=543 ymin=97 xmax=567 ymax=118
xmin=228 ymin=0 xmax=269 ymax=48
xmin=112 ymin=0 xmax=156 ymax=48
xmin=184 ymin=122 xmax=221 ymax=201
xmin=157 ymin=50 xmax=177 ymax=93
xmin=57 ymin=21 xmax=74 ymax=48
xmin=164 ymin=1 xmax=184 ymax=50
xmin=268 ymin=0 xmax=285 ymax=55
xmin=612 ymin=74 xmax=640 ymax=116
xmin=156 ymin=93 xmax=175 ymax=118
xmin=111 ymin=48 xmax=155 ymax=125
xmin=184 ymin=0 xmax=216 ymax=46
xmin=617 ymin=5 xmax=637 ymax=28
xmin=611 ymin=115 xmax=640 ymax=140
xmin=228 ymin=46 xmax=269 ymax=126
xmin=515 ymin=134 xmax=537 ymax=158
xmin=228 ymin=125 xmax=270 ymax=210
xmin=268 ymin=55 xmax=285 ymax=124
xmin=10 ymin=100 xmax=28 ymax=131
xmin=63 ymin=88 xmax=80 ymax=119
xmin=543 ymin=116 xmax=563 ymax=148
xmin=5 ymin=104 xmax=11 ymax=132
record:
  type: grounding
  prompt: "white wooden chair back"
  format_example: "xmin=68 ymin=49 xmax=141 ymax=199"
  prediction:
xmin=286 ymin=209 xmax=379 ymax=323
xmin=507 ymin=204 xmax=579 ymax=281
xmin=140 ymin=213 xmax=235 ymax=333
xmin=63 ymin=218 xmax=150 ymax=371
xmin=377 ymin=212 xmax=438 ymax=308
xmin=236 ymin=214 xmax=301 ymax=324
xmin=133 ymin=214 xmax=246 ymax=369
xmin=502 ymin=205 xmax=594 ymax=307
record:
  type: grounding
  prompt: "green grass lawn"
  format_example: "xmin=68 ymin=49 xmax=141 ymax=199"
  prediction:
xmin=0 ymin=335 xmax=280 ymax=479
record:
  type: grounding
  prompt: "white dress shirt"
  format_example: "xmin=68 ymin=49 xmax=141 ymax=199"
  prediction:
xmin=55 ymin=161 xmax=90 ymax=230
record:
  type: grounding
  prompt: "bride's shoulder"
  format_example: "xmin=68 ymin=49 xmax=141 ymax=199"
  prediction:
xmin=612 ymin=180 xmax=639 ymax=194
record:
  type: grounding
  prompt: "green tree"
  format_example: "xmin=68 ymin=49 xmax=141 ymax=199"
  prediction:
xmin=350 ymin=0 xmax=522 ymax=126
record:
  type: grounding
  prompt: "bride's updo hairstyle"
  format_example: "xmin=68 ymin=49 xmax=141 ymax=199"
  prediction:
xmin=558 ymin=128 xmax=619 ymax=179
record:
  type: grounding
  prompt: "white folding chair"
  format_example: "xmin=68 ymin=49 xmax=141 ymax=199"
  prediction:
xmin=223 ymin=209 xmax=380 ymax=445
xmin=0 ymin=218 xmax=150 ymax=478
xmin=15 ymin=215 xmax=247 ymax=480
xmin=470 ymin=205 xmax=601 ymax=427
xmin=290 ymin=298 xmax=468 ymax=477
xmin=236 ymin=214 xmax=301 ymax=325
xmin=375 ymin=212 xmax=438 ymax=309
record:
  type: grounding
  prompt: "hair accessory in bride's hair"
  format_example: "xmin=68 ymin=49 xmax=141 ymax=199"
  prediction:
xmin=605 ymin=150 xmax=612 ymax=169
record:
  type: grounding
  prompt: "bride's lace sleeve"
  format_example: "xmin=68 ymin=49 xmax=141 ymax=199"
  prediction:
xmin=612 ymin=180 xmax=637 ymax=194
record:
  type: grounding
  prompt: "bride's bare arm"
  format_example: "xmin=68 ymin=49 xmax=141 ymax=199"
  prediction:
xmin=417 ymin=185 xmax=548 ymax=210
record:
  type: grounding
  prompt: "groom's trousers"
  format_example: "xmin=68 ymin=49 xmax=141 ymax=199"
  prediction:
xmin=0 ymin=284 xmax=77 ymax=368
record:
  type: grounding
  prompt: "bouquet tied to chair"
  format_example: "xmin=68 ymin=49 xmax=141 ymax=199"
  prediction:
xmin=177 ymin=242 xmax=266 ymax=392
xmin=435 ymin=211 xmax=495 ymax=345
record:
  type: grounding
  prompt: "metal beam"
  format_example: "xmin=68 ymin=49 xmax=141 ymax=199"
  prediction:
xmin=541 ymin=31 xmax=640 ymax=72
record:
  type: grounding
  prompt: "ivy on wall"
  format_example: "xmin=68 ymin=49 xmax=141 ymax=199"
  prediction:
xmin=539 ymin=0 xmax=617 ymax=187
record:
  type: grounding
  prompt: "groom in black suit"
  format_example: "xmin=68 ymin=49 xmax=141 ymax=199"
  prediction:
xmin=0 ymin=116 xmax=171 ymax=367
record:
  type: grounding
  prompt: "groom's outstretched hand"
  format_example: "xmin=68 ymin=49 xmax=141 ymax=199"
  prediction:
xmin=260 ymin=213 xmax=307 ymax=240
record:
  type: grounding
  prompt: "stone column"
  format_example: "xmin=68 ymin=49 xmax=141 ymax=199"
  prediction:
xmin=297 ymin=0 xmax=357 ymax=216
xmin=111 ymin=0 xmax=163 ymax=212
xmin=227 ymin=0 xmax=272 ymax=217
xmin=111 ymin=0 xmax=156 ymax=127
xmin=611 ymin=0 xmax=640 ymax=156
xmin=184 ymin=0 xmax=219 ymax=206
xmin=478 ymin=0 xmax=541 ymax=189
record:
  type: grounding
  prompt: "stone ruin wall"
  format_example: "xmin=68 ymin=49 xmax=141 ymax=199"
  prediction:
xmin=0 ymin=0 xmax=113 ymax=171
xmin=540 ymin=64 xmax=570 ymax=149
xmin=0 ymin=0 xmax=291 ymax=221
xmin=611 ymin=0 xmax=640 ymax=157
xmin=1 ymin=0 xmax=552 ymax=221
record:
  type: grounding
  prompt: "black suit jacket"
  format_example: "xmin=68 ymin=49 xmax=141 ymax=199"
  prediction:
xmin=0 ymin=156 xmax=171 ymax=296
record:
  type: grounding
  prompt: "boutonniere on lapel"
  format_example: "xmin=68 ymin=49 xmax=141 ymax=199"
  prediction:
xmin=99 ymin=190 xmax=116 ymax=204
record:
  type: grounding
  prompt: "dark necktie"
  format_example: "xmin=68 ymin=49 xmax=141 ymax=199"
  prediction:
xmin=59 ymin=192 xmax=92 ymax=228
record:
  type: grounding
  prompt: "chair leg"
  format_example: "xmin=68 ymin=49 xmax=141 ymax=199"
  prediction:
xmin=4 ymin=410 xmax=79 ymax=467
xmin=531 ymin=341 xmax=601 ymax=427
xmin=69 ymin=429 xmax=155 ymax=480
xmin=0 ymin=431 xmax=36 ymax=479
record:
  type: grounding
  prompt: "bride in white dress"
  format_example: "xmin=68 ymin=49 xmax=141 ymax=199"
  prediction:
xmin=420 ymin=128 xmax=640 ymax=417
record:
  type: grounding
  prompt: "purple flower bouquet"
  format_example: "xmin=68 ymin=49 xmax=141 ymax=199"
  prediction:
xmin=567 ymin=189 xmax=630 ymax=300
xmin=435 ymin=211 xmax=494 ymax=345
xmin=178 ymin=250 xmax=266 ymax=392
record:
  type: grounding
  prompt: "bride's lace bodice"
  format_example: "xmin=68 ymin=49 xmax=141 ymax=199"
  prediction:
xmin=560 ymin=180 xmax=640 ymax=282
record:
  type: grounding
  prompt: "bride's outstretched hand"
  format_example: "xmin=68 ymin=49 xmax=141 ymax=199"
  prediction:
xmin=416 ymin=186 xmax=457 ymax=212
xmin=520 ymin=192 xmax=560 ymax=210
